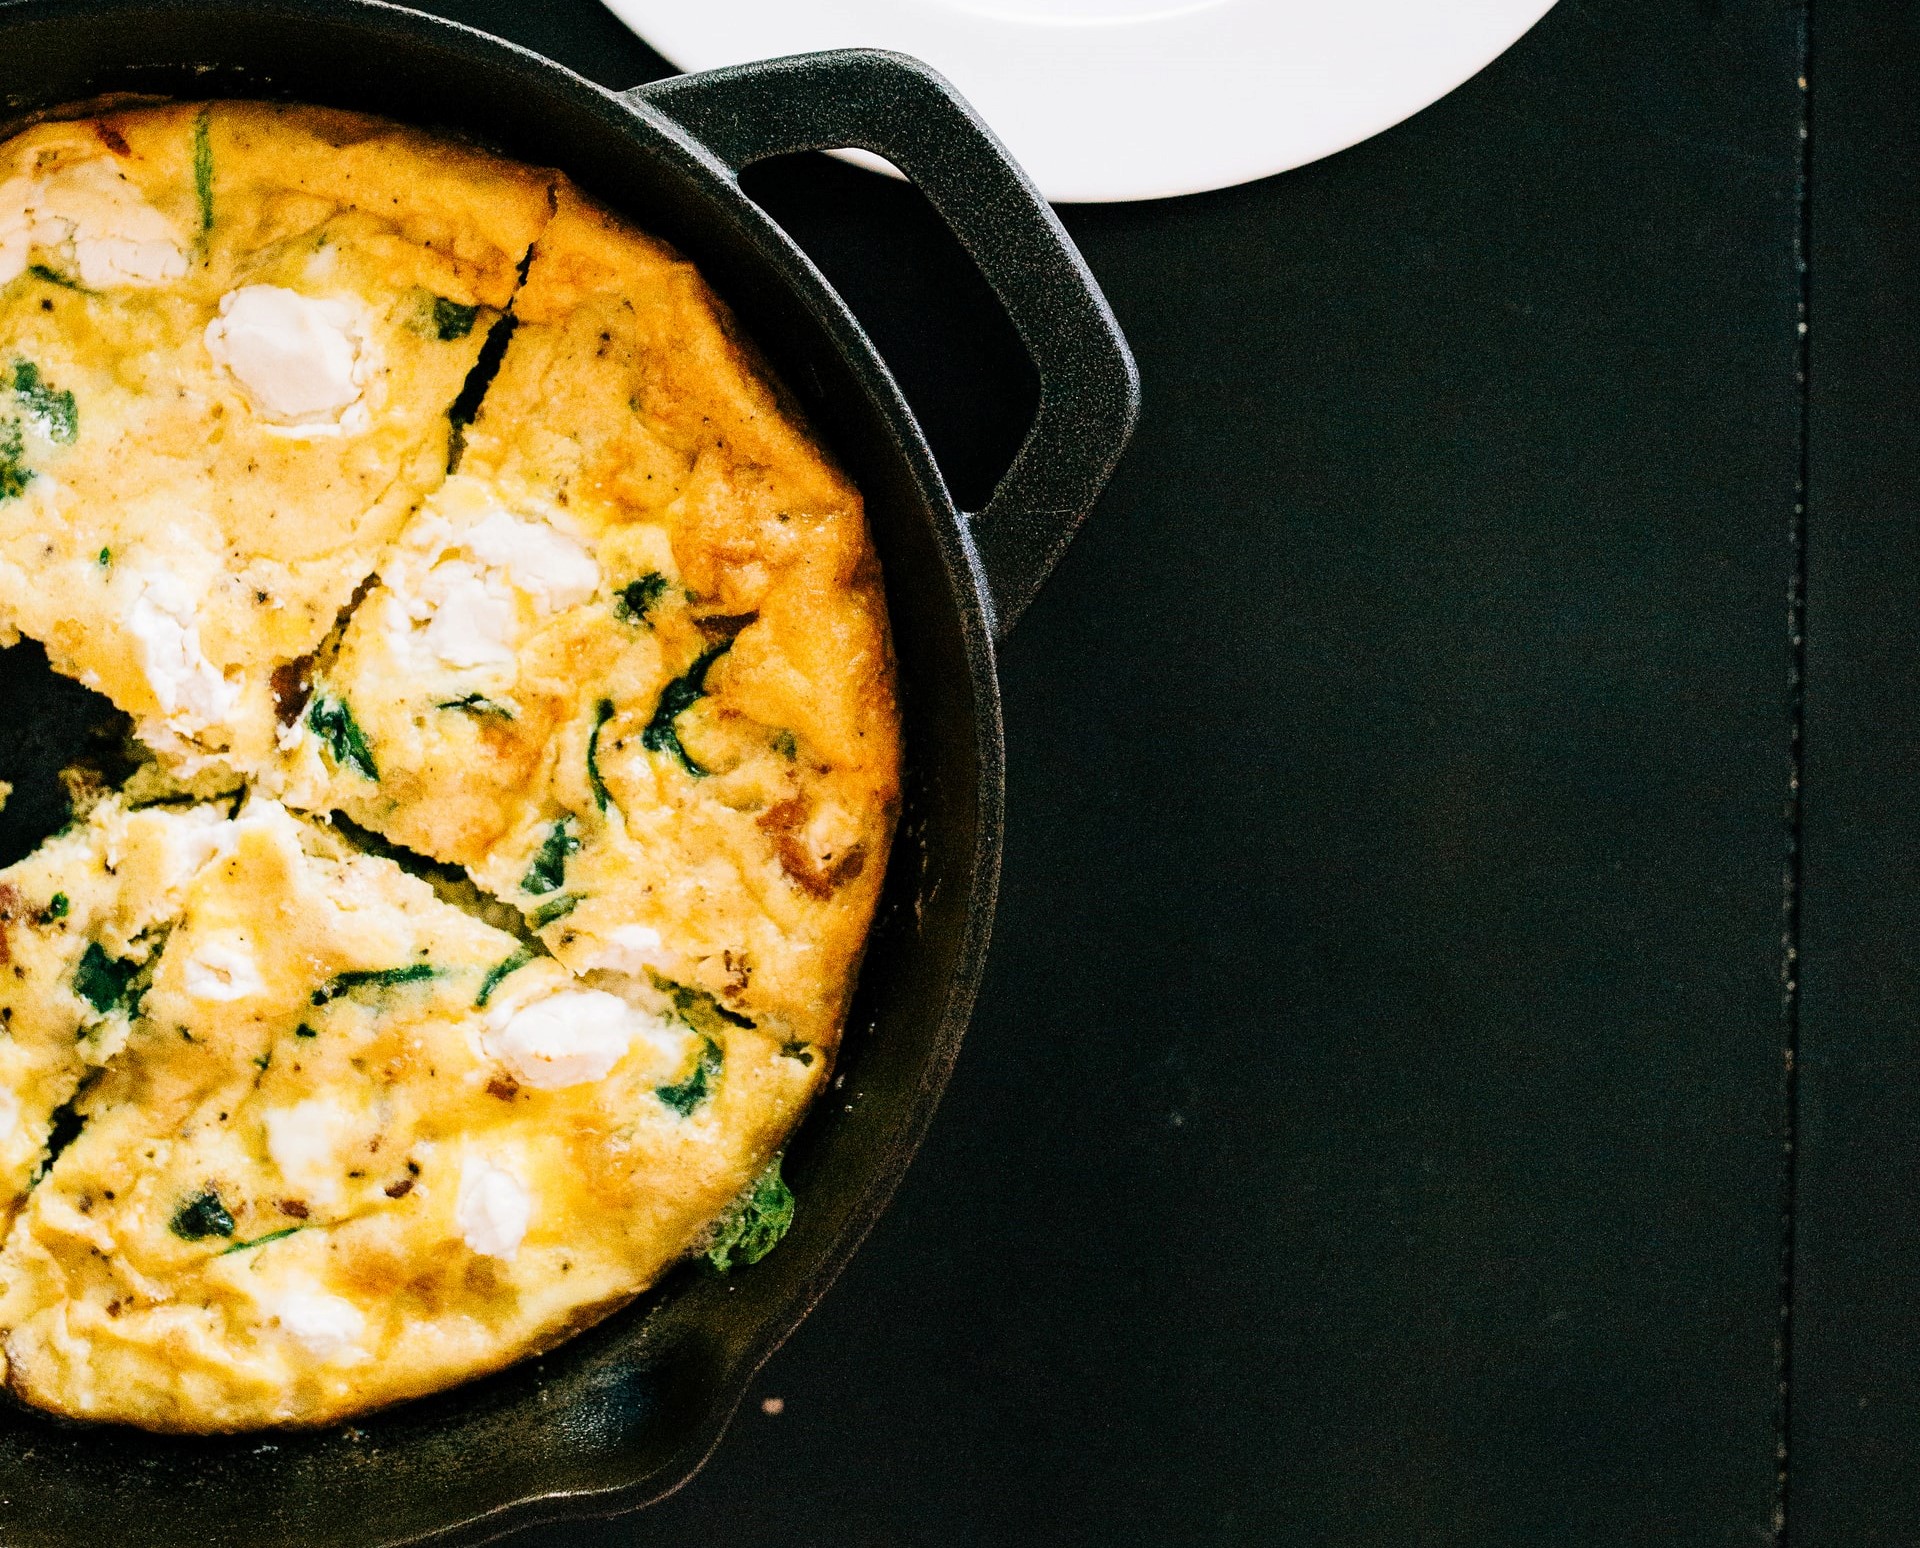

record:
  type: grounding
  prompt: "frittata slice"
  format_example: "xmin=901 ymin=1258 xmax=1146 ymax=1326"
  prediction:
xmin=273 ymin=184 xmax=900 ymax=1055
xmin=0 ymin=797 xmax=241 ymax=1231
xmin=0 ymin=797 xmax=818 ymax=1430
xmin=0 ymin=103 xmax=554 ymax=779
xmin=268 ymin=468 xmax=620 ymax=862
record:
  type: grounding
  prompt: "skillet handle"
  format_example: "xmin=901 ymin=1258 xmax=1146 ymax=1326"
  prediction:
xmin=628 ymin=50 xmax=1140 ymax=640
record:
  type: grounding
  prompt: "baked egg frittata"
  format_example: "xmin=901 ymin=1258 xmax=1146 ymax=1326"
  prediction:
xmin=272 ymin=185 xmax=899 ymax=1055
xmin=0 ymin=105 xmax=900 ymax=1431
xmin=0 ymin=102 xmax=550 ymax=779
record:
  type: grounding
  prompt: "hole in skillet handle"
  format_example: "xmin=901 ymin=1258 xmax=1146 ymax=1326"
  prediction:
xmin=626 ymin=48 xmax=1141 ymax=642
xmin=737 ymin=153 xmax=1040 ymax=519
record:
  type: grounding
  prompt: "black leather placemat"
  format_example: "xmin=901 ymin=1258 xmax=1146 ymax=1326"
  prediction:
xmin=407 ymin=1 xmax=1807 ymax=1541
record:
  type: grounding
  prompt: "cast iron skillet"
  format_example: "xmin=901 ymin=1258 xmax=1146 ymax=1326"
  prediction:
xmin=0 ymin=0 xmax=1137 ymax=1542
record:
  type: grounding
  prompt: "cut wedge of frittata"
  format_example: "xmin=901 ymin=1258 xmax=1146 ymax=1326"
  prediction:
xmin=270 ymin=183 xmax=900 ymax=1057
xmin=0 ymin=102 xmax=553 ymax=779
xmin=0 ymin=796 xmax=816 ymax=1429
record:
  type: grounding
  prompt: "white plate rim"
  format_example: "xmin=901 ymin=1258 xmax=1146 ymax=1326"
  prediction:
xmin=600 ymin=0 xmax=1561 ymax=204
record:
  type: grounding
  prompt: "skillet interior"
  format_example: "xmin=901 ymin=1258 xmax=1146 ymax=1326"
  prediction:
xmin=0 ymin=2 xmax=1003 ymax=1542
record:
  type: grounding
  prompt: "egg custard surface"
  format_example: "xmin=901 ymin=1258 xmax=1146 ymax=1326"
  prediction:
xmin=272 ymin=186 xmax=897 ymax=1055
xmin=0 ymin=105 xmax=900 ymax=1430
xmin=0 ymin=103 xmax=553 ymax=781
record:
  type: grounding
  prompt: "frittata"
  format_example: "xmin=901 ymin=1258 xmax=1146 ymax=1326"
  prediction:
xmin=0 ymin=104 xmax=900 ymax=1431
xmin=0 ymin=102 xmax=551 ymax=778
xmin=272 ymin=186 xmax=898 ymax=1055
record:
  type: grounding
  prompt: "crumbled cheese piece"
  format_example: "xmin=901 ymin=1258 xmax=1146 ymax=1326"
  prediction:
xmin=485 ymin=987 xmax=672 ymax=1089
xmin=73 ymin=233 xmax=187 ymax=288
xmin=125 ymin=568 xmax=242 ymax=733
xmin=412 ymin=560 xmax=515 ymax=670
xmin=462 ymin=511 xmax=600 ymax=614
xmin=373 ymin=479 xmax=605 ymax=688
xmin=182 ymin=932 xmax=264 ymax=1001
xmin=0 ymin=160 xmax=187 ymax=290
xmin=167 ymin=798 xmax=292 ymax=884
xmin=263 ymin=1100 xmax=353 ymax=1208
xmin=269 ymin=1289 xmax=366 ymax=1361
xmin=0 ymin=1083 xmax=17 ymax=1141
xmin=154 ymin=806 xmax=233 ymax=891
xmin=389 ymin=509 xmax=599 ymax=676
xmin=0 ymin=178 xmax=28 ymax=287
xmin=455 ymin=1158 xmax=531 ymax=1260
xmin=204 ymin=285 xmax=370 ymax=434
xmin=586 ymin=924 xmax=669 ymax=978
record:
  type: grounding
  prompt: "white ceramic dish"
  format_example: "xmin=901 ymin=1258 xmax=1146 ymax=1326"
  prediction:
xmin=600 ymin=0 xmax=1560 ymax=203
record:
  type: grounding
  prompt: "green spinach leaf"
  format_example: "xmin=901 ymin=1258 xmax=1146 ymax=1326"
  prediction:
xmin=431 ymin=296 xmax=479 ymax=340
xmin=475 ymin=944 xmax=535 ymax=1008
xmin=192 ymin=108 xmax=214 ymax=235
xmin=170 ymin=1189 xmax=235 ymax=1241
xmin=311 ymin=962 xmax=437 ymax=1005
xmin=27 ymin=263 xmax=80 ymax=290
xmin=706 ymin=1155 xmax=795 ymax=1273
xmin=308 ymin=693 xmax=377 ymax=780
xmin=614 ymin=572 xmax=671 ymax=625
xmin=642 ymin=641 xmax=732 ymax=778
xmin=655 ymin=1036 xmax=722 ymax=1117
xmin=436 ymin=693 xmax=514 ymax=719
xmin=587 ymin=698 xmax=615 ymax=812
xmin=12 ymin=359 xmax=77 ymax=443
xmin=521 ymin=819 xmax=579 ymax=895
xmin=0 ymin=420 xmax=27 ymax=502
xmin=648 ymin=969 xmax=755 ymax=1036
xmin=73 ymin=941 xmax=139 ymax=1014
xmin=528 ymin=893 xmax=581 ymax=929
xmin=218 ymin=1225 xmax=302 ymax=1256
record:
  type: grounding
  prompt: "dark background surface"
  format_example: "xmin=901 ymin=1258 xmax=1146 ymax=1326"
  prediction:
xmin=1791 ymin=0 xmax=1920 ymax=1542
xmin=407 ymin=0 xmax=1892 ymax=1541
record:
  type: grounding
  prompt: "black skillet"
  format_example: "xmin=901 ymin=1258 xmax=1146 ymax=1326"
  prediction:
xmin=0 ymin=1 xmax=1139 ymax=1542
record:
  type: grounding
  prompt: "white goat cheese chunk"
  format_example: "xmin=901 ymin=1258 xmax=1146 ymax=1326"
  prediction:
xmin=157 ymin=805 xmax=237 ymax=893
xmin=462 ymin=511 xmax=600 ymax=614
xmin=414 ymin=559 xmax=516 ymax=670
xmin=125 ymin=568 xmax=241 ymax=731
xmin=269 ymin=1289 xmax=367 ymax=1361
xmin=586 ymin=924 xmax=669 ymax=978
xmin=455 ymin=1158 xmax=531 ymax=1260
xmin=485 ymin=987 xmax=675 ymax=1090
xmin=263 ymin=1100 xmax=353 ymax=1208
xmin=182 ymin=933 xmax=264 ymax=1001
xmin=205 ymin=285 xmax=370 ymax=433
xmin=0 ymin=160 xmax=187 ymax=290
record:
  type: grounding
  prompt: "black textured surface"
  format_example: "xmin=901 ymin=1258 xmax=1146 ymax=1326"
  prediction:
xmin=0 ymin=0 xmax=1848 ymax=1539
xmin=1789 ymin=0 xmax=1920 ymax=1541
xmin=479 ymin=0 xmax=1802 ymax=1543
